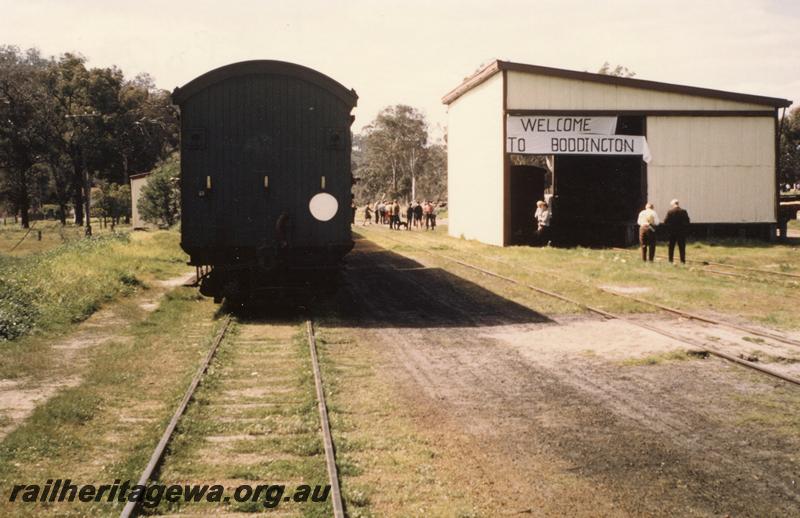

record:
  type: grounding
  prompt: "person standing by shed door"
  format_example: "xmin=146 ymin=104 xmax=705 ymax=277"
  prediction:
xmin=663 ymin=199 xmax=690 ymax=263
xmin=637 ymin=203 xmax=659 ymax=262
xmin=536 ymin=201 xmax=551 ymax=246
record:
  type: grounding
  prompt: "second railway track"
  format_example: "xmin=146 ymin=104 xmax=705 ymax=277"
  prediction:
xmin=121 ymin=315 xmax=344 ymax=518
xmin=370 ymin=230 xmax=800 ymax=387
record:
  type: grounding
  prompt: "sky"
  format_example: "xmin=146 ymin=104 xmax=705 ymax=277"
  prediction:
xmin=1 ymin=0 xmax=798 ymax=138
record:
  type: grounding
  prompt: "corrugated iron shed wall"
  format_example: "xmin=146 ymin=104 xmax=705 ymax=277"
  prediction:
xmin=647 ymin=116 xmax=775 ymax=223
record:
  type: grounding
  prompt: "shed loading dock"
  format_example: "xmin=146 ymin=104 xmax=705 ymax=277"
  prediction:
xmin=443 ymin=60 xmax=792 ymax=246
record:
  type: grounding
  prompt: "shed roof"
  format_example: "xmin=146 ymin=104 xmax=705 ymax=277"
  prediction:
xmin=172 ymin=60 xmax=358 ymax=107
xmin=442 ymin=60 xmax=792 ymax=108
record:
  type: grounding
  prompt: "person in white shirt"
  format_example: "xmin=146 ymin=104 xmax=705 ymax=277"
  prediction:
xmin=637 ymin=202 xmax=659 ymax=261
xmin=536 ymin=201 xmax=552 ymax=245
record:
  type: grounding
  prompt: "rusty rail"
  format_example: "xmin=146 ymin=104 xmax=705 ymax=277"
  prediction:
xmin=120 ymin=315 xmax=232 ymax=518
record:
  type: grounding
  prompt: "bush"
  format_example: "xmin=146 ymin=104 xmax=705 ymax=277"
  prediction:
xmin=0 ymin=230 xmax=186 ymax=342
xmin=139 ymin=154 xmax=180 ymax=226
xmin=0 ymin=278 xmax=39 ymax=340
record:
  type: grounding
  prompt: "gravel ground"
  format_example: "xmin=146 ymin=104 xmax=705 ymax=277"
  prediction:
xmin=324 ymin=237 xmax=800 ymax=516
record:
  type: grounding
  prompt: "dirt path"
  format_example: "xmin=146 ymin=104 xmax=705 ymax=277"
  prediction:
xmin=329 ymin=238 xmax=800 ymax=516
xmin=0 ymin=271 xmax=194 ymax=440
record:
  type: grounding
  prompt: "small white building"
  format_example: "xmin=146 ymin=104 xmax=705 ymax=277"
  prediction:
xmin=443 ymin=60 xmax=792 ymax=246
xmin=130 ymin=172 xmax=154 ymax=230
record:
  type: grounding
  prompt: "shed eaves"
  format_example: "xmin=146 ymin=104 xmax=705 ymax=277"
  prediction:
xmin=442 ymin=60 xmax=792 ymax=108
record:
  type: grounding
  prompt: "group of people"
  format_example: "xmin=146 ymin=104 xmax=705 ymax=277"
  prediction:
xmin=361 ymin=200 xmax=442 ymax=230
xmin=637 ymin=199 xmax=691 ymax=263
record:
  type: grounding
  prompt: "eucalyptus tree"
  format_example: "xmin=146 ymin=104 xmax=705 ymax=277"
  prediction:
xmin=356 ymin=105 xmax=433 ymax=202
xmin=0 ymin=46 xmax=52 ymax=228
xmin=779 ymin=106 xmax=800 ymax=188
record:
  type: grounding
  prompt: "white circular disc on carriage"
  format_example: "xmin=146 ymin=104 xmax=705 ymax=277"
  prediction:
xmin=309 ymin=192 xmax=339 ymax=221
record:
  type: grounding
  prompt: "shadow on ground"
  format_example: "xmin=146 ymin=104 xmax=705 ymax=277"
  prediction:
xmin=222 ymin=236 xmax=551 ymax=329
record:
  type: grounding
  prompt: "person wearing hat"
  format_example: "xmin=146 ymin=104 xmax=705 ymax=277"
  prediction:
xmin=663 ymin=199 xmax=691 ymax=263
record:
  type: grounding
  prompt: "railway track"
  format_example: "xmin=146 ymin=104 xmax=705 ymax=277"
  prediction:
xmin=371 ymin=231 xmax=800 ymax=387
xmin=388 ymin=230 xmax=800 ymax=347
xmin=120 ymin=315 xmax=344 ymax=518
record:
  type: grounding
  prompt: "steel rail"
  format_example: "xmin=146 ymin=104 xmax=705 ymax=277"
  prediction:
xmin=120 ymin=315 xmax=232 ymax=518
xmin=306 ymin=320 xmax=345 ymax=518
xmin=594 ymin=289 xmax=800 ymax=348
xmin=370 ymin=233 xmax=800 ymax=387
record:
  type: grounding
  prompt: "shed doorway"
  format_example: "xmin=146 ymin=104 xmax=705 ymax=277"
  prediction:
xmin=509 ymin=165 xmax=546 ymax=245
xmin=550 ymin=116 xmax=646 ymax=246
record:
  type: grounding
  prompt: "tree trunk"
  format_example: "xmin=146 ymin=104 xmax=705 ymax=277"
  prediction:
xmin=122 ymin=152 xmax=132 ymax=223
xmin=16 ymin=170 xmax=31 ymax=229
xmin=83 ymin=167 xmax=92 ymax=237
xmin=58 ymin=202 xmax=67 ymax=225
xmin=122 ymin=152 xmax=129 ymax=185
xmin=73 ymin=181 xmax=84 ymax=225
xmin=71 ymin=148 xmax=85 ymax=225
xmin=19 ymin=198 xmax=30 ymax=229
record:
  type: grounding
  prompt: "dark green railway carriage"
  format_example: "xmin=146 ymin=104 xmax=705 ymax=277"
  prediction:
xmin=172 ymin=60 xmax=358 ymax=301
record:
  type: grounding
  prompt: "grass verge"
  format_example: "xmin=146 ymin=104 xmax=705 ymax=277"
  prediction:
xmin=0 ymin=287 xmax=223 ymax=517
xmin=0 ymin=230 xmax=188 ymax=380
xmin=0 ymin=220 xmax=130 ymax=257
xmin=316 ymin=327 xmax=480 ymax=517
xmin=357 ymin=225 xmax=800 ymax=330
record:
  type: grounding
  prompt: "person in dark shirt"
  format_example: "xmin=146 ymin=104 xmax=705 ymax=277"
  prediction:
xmin=392 ymin=200 xmax=401 ymax=230
xmin=406 ymin=204 xmax=414 ymax=230
xmin=413 ymin=202 xmax=423 ymax=228
xmin=663 ymin=199 xmax=690 ymax=263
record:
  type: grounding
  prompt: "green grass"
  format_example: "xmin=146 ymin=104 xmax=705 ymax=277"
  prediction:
xmin=0 ymin=288 xmax=223 ymax=517
xmin=735 ymin=385 xmax=800 ymax=439
xmin=357 ymin=225 xmax=800 ymax=330
xmin=621 ymin=349 xmax=703 ymax=366
xmin=152 ymin=321 xmax=333 ymax=517
xmin=0 ymin=230 xmax=186 ymax=342
xmin=0 ymin=219 xmax=130 ymax=257
xmin=316 ymin=327 xmax=481 ymax=517
xmin=0 ymin=230 xmax=189 ymax=383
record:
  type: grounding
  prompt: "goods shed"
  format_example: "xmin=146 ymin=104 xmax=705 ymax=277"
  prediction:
xmin=130 ymin=172 xmax=154 ymax=230
xmin=443 ymin=60 xmax=792 ymax=246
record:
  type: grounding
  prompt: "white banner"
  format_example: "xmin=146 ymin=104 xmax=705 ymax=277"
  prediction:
xmin=506 ymin=115 xmax=652 ymax=163
xmin=508 ymin=116 xmax=618 ymax=137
